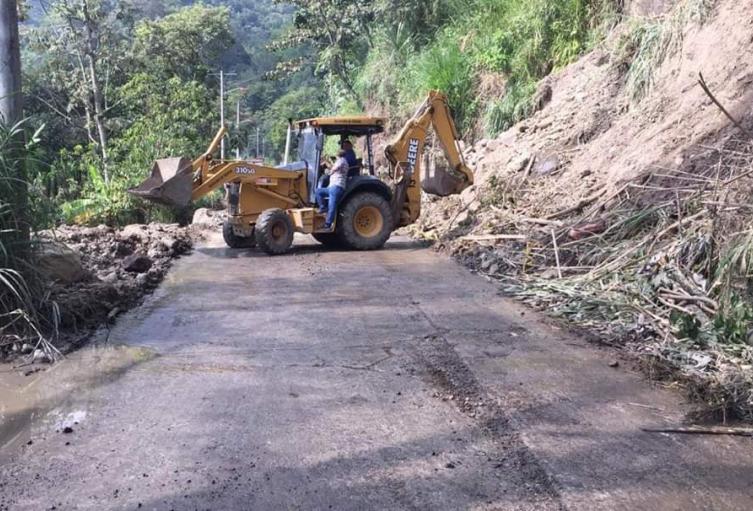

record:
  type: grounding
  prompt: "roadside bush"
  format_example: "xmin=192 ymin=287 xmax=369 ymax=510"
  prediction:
xmin=402 ymin=34 xmax=477 ymax=134
xmin=355 ymin=22 xmax=415 ymax=115
xmin=468 ymin=0 xmax=619 ymax=135
xmin=0 ymin=121 xmax=49 ymax=353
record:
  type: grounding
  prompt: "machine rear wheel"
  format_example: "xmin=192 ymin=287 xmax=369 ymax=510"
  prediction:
xmin=337 ymin=192 xmax=393 ymax=250
xmin=222 ymin=220 xmax=256 ymax=248
xmin=255 ymin=209 xmax=294 ymax=255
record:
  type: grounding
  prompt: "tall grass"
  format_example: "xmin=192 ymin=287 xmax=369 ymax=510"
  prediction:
xmin=622 ymin=0 xmax=718 ymax=100
xmin=471 ymin=0 xmax=619 ymax=135
xmin=483 ymin=81 xmax=537 ymax=134
xmin=0 ymin=120 xmax=48 ymax=353
xmin=404 ymin=35 xmax=478 ymax=133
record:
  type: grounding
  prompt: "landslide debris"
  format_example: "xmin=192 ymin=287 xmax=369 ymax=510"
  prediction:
xmin=0 ymin=223 xmax=193 ymax=363
xmin=414 ymin=0 xmax=753 ymax=420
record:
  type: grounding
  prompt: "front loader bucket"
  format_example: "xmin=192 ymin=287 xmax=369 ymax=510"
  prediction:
xmin=129 ymin=157 xmax=194 ymax=207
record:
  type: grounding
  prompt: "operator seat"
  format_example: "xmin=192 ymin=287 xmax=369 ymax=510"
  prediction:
xmin=347 ymin=158 xmax=363 ymax=178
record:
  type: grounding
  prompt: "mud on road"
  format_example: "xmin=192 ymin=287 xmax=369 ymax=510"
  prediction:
xmin=1 ymin=233 xmax=752 ymax=510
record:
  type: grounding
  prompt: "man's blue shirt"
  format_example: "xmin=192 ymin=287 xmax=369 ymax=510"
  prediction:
xmin=343 ymin=148 xmax=358 ymax=168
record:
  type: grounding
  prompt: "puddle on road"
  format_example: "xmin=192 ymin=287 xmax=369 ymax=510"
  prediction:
xmin=0 ymin=344 xmax=156 ymax=457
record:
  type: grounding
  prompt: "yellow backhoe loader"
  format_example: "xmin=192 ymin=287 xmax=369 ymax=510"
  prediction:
xmin=130 ymin=91 xmax=474 ymax=255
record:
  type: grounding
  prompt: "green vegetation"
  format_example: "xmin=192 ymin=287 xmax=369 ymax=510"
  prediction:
xmin=17 ymin=0 xmax=318 ymax=228
xmin=0 ymin=120 xmax=47 ymax=352
xmin=10 ymin=0 xmax=625 ymax=229
xmin=279 ymin=0 xmax=620 ymax=136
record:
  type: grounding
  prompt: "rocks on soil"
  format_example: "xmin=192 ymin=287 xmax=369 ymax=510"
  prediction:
xmin=192 ymin=207 xmax=224 ymax=227
xmin=0 ymin=223 xmax=194 ymax=363
xmin=34 ymin=240 xmax=87 ymax=284
xmin=123 ymin=254 xmax=153 ymax=273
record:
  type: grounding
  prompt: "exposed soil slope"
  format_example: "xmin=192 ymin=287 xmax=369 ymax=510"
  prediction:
xmin=416 ymin=0 xmax=753 ymax=419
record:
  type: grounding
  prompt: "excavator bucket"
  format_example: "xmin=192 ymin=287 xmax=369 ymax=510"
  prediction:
xmin=128 ymin=157 xmax=194 ymax=207
xmin=421 ymin=165 xmax=466 ymax=196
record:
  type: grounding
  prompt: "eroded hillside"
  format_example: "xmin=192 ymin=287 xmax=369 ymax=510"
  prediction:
xmin=415 ymin=0 xmax=753 ymax=420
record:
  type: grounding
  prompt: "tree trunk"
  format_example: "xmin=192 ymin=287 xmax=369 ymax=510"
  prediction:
xmin=0 ymin=0 xmax=22 ymax=125
xmin=0 ymin=0 xmax=28 ymax=249
xmin=81 ymin=0 xmax=109 ymax=182
xmin=76 ymin=51 xmax=96 ymax=146
xmin=87 ymin=53 xmax=109 ymax=181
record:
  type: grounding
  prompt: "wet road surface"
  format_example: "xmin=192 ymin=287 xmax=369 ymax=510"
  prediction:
xmin=1 ymin=234 xmax=752 ymax=510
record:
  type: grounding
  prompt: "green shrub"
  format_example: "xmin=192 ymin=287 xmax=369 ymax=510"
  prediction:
xmin=402 ymin=34 xmax=478 ymax=133
xmin=355 ymin=22 xmax=415 ymax=114
xmin=0 ymin=120 xmax=47 ymax=347
xmin=467 ymin=0 xmax=616 ymax=135
xmin=483 ymin=80 xmax=537 ymax=135
xmin=354 ymin=0 xmax=619 ymax=137
xmin=60 ymin=162 xmax=139 ymax=226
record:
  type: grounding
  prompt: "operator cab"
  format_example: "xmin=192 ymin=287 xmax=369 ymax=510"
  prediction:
xmin=290 ymin=116 xmax=386 ymax=203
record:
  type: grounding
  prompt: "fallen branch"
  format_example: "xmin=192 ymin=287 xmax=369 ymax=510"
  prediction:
xmin=646 ymin=210 xmax=707 ymax=253
xmin=658 ymin=289 xmax=718 ymax=310
xmin=460 ymin=234 xmax=527 ymax=242
xmin=515 ymin=215 xmax=563 ymax=227
xmin=642 ymin=426 xmax=753 ymax=437
xmin=545 ymin=187 xmax=606 ymax=220
xmin=551 ymin=229 xmax=563 ymax=279
xmin=522 ymin=154 xmax=536 ymax=180
xmin=698 ymin=72 xmax=753 ymax=139
xmin=656 ymin=296 xmax=694 ymax=316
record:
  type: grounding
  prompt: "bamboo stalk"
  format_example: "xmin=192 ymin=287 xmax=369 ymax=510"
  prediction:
xmin=551 ymin=229 xmax=563 ymax=279
xmin=643 ymin=426 xmax=753 ymax=437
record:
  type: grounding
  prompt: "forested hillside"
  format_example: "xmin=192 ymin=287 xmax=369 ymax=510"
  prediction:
xmin=12 ymin=0 xmax=617 ymax=229
xmin=16 ymin=0 xmax=324 ymax=228
xmin=275 ymin=1 xmax=617 ymax=133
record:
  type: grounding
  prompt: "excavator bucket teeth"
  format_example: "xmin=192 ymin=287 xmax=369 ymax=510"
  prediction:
xmin=128 ymin=157 xmax=194 ymax=207
xmin=421 ymin=166 xmax=466 ymax=197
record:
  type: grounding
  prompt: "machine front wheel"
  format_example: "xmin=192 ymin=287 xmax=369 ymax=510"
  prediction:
xmin=255 ymin=209 xmax=295 ymax=255
xmin=222 ymin=220 xmax=256 ymax=249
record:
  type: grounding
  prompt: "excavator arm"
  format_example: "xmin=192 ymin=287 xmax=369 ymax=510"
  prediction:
xmin=384 ymin=91 xmax=474 ymax=227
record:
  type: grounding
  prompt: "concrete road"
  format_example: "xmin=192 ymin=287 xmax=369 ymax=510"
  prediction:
xmin=1 ymin=234 xmax=752 ymax=510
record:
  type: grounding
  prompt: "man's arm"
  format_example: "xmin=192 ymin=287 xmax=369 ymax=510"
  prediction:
xmin=328 ymin=157 xmax=348 ymax=175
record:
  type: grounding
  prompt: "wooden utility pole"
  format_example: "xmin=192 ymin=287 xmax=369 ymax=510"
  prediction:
xmin=0 ymin=0 xmax=28 ymax=246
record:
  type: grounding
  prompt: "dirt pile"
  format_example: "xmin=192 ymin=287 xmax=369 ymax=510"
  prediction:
xmin=415 ymin=0 xmax=753 ymax=420
xmin=1 ymin=223 xmax=193 ymax=364
xmin=44 ymin=223 xmax=192 ymax=328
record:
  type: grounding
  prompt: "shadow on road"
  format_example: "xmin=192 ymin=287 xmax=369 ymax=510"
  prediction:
xmin=196 ymin=237 xmax=430 ymax=259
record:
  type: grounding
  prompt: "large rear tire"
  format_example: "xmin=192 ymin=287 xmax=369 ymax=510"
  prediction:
xmin=337 ymin=192 xmax=393 ymax=250
xmin=255 ymin=209 xmax=294 ymax=255
xmin=223 ymin=220 xmax=256 ymax=248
